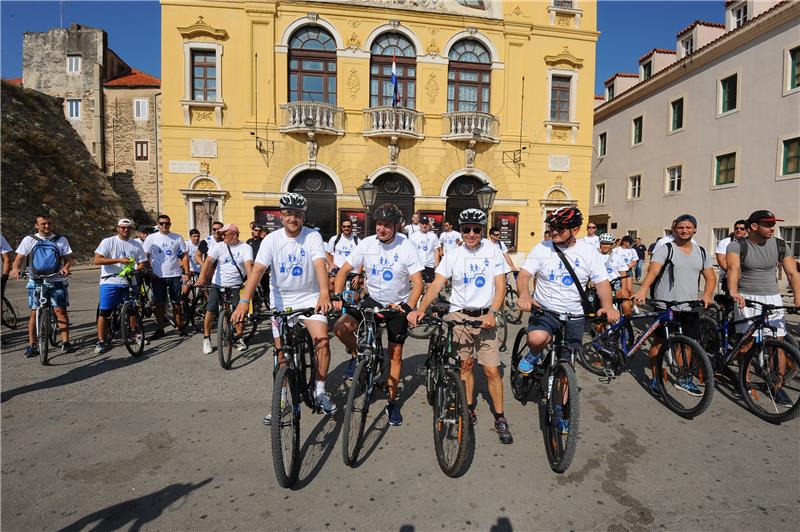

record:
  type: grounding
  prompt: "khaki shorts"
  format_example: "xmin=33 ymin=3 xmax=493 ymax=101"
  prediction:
xmin=447 ymin=311 xmax=501 ymax=367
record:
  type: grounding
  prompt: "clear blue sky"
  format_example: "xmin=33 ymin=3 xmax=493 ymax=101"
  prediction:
xmin=2 ymin=0 xmax=724 ymax=93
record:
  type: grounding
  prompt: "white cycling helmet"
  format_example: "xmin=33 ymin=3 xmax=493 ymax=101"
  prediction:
xmin=279 ymin=192 xmax=308 ymax=212
xmin=599 ymin=233 xmax=615 ymax=244
xmin=458 ymin=208 xmax=487 ymax=226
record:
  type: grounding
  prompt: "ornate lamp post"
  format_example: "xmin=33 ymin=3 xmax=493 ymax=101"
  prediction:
xmin=201 ymin=193 xmax=217 ymax=234
xmin=356 ymin=178 xmax=379 ymax=211
xmin=475 ymin=184 xmax=497 ymax=217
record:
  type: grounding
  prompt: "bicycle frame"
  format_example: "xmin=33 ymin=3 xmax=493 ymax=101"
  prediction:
xmin=590 ymin=306 xmax=683 ymax=363
xmin=711 ymin=303 xmax=785 ymax=369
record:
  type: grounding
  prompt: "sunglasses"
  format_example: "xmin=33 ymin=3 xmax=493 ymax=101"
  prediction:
xmin=548 ymin=225 xmax=570 ymax=233
xmin=461 ymin=226 xmax=483 ymax=235
xmin=490 ymin=233 xmax=500 ymax=237
xmin=734 ymin=227 xmax=747 ymax=231
xmin=588 ymin=226 xmax=597 ymax=229
xmin=158 ymin=221 xmax=171 ymax=226
xmin=118 ymin=226 xmax=132 ymax=229
xmin=342 ymin=225 xmax=352 ymax=229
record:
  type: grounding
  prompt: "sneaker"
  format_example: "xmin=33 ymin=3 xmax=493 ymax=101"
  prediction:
xmin=148 ymin=329 xmax=165 ymax=341
xmin=553 ymin=405 xmax=569 ymax=435
xmin=136 ymin=334 xmax=150 ymax=346
xmin=494 ymin=416 xmax=513 ymax=444
xmin=60 ymin=341 xmax=73 ymax=354
xmin=517 ymin=352 xmax=540 ymax=375
xmin=773 ymin=388 xmax=793 ymax=408
xmin=385 ymin=402 xmax=403 ymax=426
xmin=24 ymin=345 xmax=38 ymax=358
xmin=649 ymin=377 xmax=661 ymax=397
xmin=316 ymin=392 xmax=337 ymax=416
xmin=235 ymin=338 xmax=247 ymax=352
xmin=94 ymin=341 xmax=107 ymax=354
xmin=343 ymin=357 xmax=357 ymax=380
xmin=263 ymin=413 xmax=272 ymax=425
xmin=674 ymin=378 xmax=703 ymax=397
xmin=203 ymin=337 xmax=213 ymax=354
xmin=468 ymin=408 xmax=477 ymax=426
xmin=178 ymin=328 xmax=190 ymax=338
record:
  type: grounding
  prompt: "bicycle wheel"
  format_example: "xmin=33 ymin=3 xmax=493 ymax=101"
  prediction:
xmin=578 ymin=320 xmax=629 ymax=377
xmin=37 ymin=307 xmax=51 ymax=365
xmin=295 ymin=329 xmax=317 ymax=410
xmin=505 ymin=288 xmax=523 ymax=325
xmin=543 ymin=361 xmax=580 ymax=473
xmin=425 ymin=332 xmax=443 ymax=406
xmin=496 ymin=308 xmax=509 ymax=353
xmin=510 ymin=328 xmax=530 ymax=402
xmin=408 ymin=321 xmax=436 ymax=339
xmin=191 ymin=290 xmax=208 ymax=332
xmin=695 ymin=316 xmax=722 ymax=359
xmin=244 ymin=291 xmax=260 ymax=342
xmin=217 ymin=311 xmax=234 ymax=370
xmin=433 ymin=369 xmax=471 ymax=477
xmin=342 ymin=358 xmax=373 ymax=466
xmin=48 ymin=311 xmax=60 ymax=348
xmin=1 ymin=296 xmax=18 ymax=329
xmin=738 ymin=337 xmax=800 ymax=424
xmin=270 ymin=365 xmax=301 ymax=487
xmin=655 ymin=334 xmax=714 ymax=419
xmin=120 ymin=302 xmax=145 ymax=358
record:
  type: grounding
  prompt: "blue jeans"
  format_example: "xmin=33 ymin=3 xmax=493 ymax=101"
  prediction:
xmin=634 ymin=261 xmax=643 ymax=280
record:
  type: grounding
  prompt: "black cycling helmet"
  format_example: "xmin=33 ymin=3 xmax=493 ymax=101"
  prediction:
xmin=279 ymin=192 xmax=308 ymax=212
xmin=545 ymin=206 xmax=583 ymax=229
xmin=458 ymin=208 xmax=487 ymax=226
xmin=372 ymin=203 xmax=403 ymax=225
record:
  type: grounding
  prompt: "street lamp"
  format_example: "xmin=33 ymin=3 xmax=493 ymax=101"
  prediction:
xmin=201 ymin=193 xmax=217 ymax=233
xmin=475 ymin=184 xmax=497 ymax=214
xmin=356 ymin=178 xmax=378 ymax=211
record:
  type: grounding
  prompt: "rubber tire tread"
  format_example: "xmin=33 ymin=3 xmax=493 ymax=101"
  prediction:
xmin=738 ymin=337 xmax=800 ymax=424
xmin=655 ymin=334 xmax=715 ymax=419
xmin=505 ymin=288 xmax=523 ymax=325
xmin=270 ymin=365 xmax=300 ymax=488
xmin=38 ymin=307 xmax=50 ymax=366
xmin=217 ymin=311 xmax=233 ymax=370
xmin=543 ymin=362 xmax=580 ymax=473
xmin=341 ymin=358 xmax=371 ymax=466
xmin=2 ymin=296 xmax=18 ymax=329
xmin=121 ymin=302 xmax=145 ymax=358
xmin=432 ymin=369 xmax=471 ymax=477
xmin=510 ymin=328 xmax=530 ymax=402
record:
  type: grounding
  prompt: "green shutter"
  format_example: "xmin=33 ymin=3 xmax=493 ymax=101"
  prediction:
xmin=784 ymin=138 xmax=800 ymax=175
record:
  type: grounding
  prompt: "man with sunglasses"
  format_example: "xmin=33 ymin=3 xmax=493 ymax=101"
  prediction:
xmin=196 ymin=221 xmax=224 ymax=265
xmin=715 ymin=219 xmax=748 ymax=294
xmin=437 ymin=220 xmax=462 ymax=260
xmin=143 ymin=214 xmax=190 ymax=340
xmin=326 ymin=218 xmax=359 ymax=291
xmin=489 ymin=226 xmax=518 ymax=273
xmin=581 ymin=222 xmax=600 ymax=249
xmin=408 ymin=216 xmax=440 ymax=287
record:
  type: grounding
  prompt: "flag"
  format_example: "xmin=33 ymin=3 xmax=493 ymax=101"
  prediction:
xmin=391 ymin=54 xmax=399 ymax=107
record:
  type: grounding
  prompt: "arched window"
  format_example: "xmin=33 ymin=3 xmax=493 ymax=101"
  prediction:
xmin=289 ymin=27 xmax=337 ymax=104
xmin=370 ymin=33 xmax=416 ymax=108
xmin=447 ymin=39 xmax=491 ymax=113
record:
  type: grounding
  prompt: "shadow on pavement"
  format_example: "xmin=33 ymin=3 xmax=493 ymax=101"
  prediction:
xmin=58 ymin=477 xmax=212 ymax=532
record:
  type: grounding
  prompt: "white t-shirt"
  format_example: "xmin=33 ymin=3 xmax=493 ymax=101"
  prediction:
xmin=255 ymin=227 xmax=326 ymax=310
xmin=346 ymin=234 xmax=423 ymax=306
xmin=326 ymin=234 xmax=359 ymax=268
xmin=186 ymin=241 xmax=202 ymax=273
xmin=521 ymin=240 xmax=609 ymax=315
xmin=409 ymin=231 xmax=440 ymax=268
xmin=95 ymin=236 xmax=147 ymax=286
xmin=439 ymin=230 xmax=461 ymax=252
xmin=133 ymin=237 xmax=146 ymax=247
xmin=582 ymin=235 xmax=600 ymax=249
xmin=715 ymin=237 xmax=732 ymax=255
xmin=437 ymin=240 xmax=510 ymax=312
xmin=494 ymin=239 xmax=509 ymax=254
xmin=612 ymin=247 xmax=638 ymax=269
xmin=599 ymin=251 xmax=628 ymax=282
xmin=208 ymin=241 xmax=253 ymax=287
xmin=143 ymin=232 xmax=187 ymax=278
xmin=16 ymin=233 xmax=73 ymax=283
xmin=1 ymin=235 xmax=12 ymax=254
xmin=403 ymin=224 xmax=421 ymax=236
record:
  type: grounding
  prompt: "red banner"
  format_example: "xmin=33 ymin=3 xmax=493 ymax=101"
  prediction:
xmin=420 ymin=210 xmax=445 ymax=234
xmin=255 ymin=207 xmax=283 ymax=234
xmin=339 ymin=209 xmax=367 ymax=239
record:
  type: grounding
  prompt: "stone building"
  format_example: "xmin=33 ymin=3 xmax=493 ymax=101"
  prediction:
xmin=21 ymin=23 xmax=161 ymax=223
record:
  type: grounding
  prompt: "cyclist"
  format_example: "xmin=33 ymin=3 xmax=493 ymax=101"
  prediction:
xmin=612 ymin=236 xmax=638 ymax=295
xmin=437 ymin=220 xmax=462 ymax=260
xmin=1 ymin=234 xmax=13 ymax=329
xmin=246 ymin=223 xmax=270 ymax=306
xmin=408 ymin=216 xmax=440 ymax=288
xmin=143 ymin=214 xmax=190 ymax=340
xmin=333 ymin=203 xmax=424 ymax=426
xmin=186 ymin=229 xmax=202 ymax=278
xmin=403 ymin=211 xmax=421 ymax=236
xmin=134 ymin=225 xmax=153 ymax=247
xmin=489 ymin=226 xmax=518 ymax=273
xmin=10 ymin=213 xmax=74 ymax=356
xmin=93 ymin=218 xmax=150 ymax=353
xmin=196 ymin=221 xmax=224 ymax=265
xmin=725 ymin=210 xmax=800 ymax=406
xmin=326 ymin=218 xmax=359 ymax=292
xmin=634 ymin=213 xmax=715 ymax=397
xmin=581 ymin=222 xmax=600 ymax=249
xmin=598 ymin=233 xmax=632 ymax=315
xmin=196 ymin=223 xmax=253 ymax=354
xmin=232 ymin=193 xmax=335 ymax=420
xmin=633 ymin=237 xmax=647 ymax=281
xmin=409 ymin=208 xmax=513 ymax=444
xmin=715 ymin=219 xmax=747 ymax=294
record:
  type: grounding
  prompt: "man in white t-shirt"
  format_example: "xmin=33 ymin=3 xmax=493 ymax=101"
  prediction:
xmin=581 ymin=222 xmax=600 ymax=249
xmin=11 ymin=213 xmax=74 ymax=357
xmin=408 ymin=216 xmax=440 ymax=287
xmin=1 ymin=234 xmax=12 ymax=325
xmin=598 ymin=233 xmax=632 ymax=316
xmin=437 ymin=220 xmax=462 ymax=260
xmin=196 ymin=224 xmax=254 ymax=354
xmin=488 ymin=226 xmax=518 ymax=273
xmin=93 ymin=218 xmax=149 ymax=354
xmin=232 ymin=193 xmax=335 ymax=420
xmin=409 ymin=209 xmax=513 ymax=444
xmin=333 ymin=203 xmax=424 ymax=426
xmin=143 ymin=214 xmax=190 ymax=340
xmin=402 ymin=211 xmax=421 ymax=236
xmin=611 ymin=236 xmax=638 ymax=294
xmin=714 ymin=219 xmax=748 ymax=294
xmin=186 ymin=229 xmax=202 ymax=276
xmin=326 ymin=219 xmax=360 ymax=292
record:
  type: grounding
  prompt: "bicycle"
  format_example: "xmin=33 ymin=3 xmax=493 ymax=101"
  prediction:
xmin=2 ymin=293 xmax=18 ymax=329
xmin=510 ymin=308 xmax=581 ymax=473
xmin=504 ymin=272 xmax=523 ymax=325
xmin=98 ymin=269 xmax=147 ymax=358
xmin=580 ymin=299 xmax=714 ymax=419
xmin=27 ymin=273 xmax=65 ymax=365
xmin=206 ymin=284 xmax=254 ymax=370
xmin=417 ymin=310 xmax=478 ymax=477
xmin=696 ymin=295 xmax=800 ymax=423
xmin=268 ymin=306 xmax=320 ymax=488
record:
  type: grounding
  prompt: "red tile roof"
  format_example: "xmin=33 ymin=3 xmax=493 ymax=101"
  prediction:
xmin=676 ymin=20 xmax=726 ymax=38
xmin=639 ymin=48 xmax=677 ymax=62
xmin=4 ymin=77 xmax=22 ymax=86
xmin=603 ymin=72 xmax=639 ymax=85
xmin=104 ymin=68 xmax=160 ymax=88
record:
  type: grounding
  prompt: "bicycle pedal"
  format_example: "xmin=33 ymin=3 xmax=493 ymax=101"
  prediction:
xmin=602 ymin=367 xmax=616 ymax=381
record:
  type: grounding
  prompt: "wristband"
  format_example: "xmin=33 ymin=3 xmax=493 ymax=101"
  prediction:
xmin=239 ymin=299 xmax=250 ymax=305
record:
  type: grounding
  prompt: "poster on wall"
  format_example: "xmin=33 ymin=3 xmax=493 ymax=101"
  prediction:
xmin=255 ymin=207 xmax=284 ymax=234
xmin=420 ymin=210 xmax=444 ymax=234
xmin=492 ymin=212 xmax=519 ymax=252
xmin=339 ymin=209 xmax=367 ymax=239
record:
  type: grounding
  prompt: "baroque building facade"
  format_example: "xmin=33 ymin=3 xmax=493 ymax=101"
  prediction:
xmin=160 ymin=0 xmax=599 ymax=255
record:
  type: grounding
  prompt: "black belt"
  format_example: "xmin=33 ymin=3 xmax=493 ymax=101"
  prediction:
xmin=461 ymin=308 xmax=490 ymax=317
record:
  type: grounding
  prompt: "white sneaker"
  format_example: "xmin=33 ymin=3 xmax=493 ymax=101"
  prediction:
xmin=203 ymin=337 xmax=213 ymax=354
xmin=235 ymin=338 xmax=247 ymax=352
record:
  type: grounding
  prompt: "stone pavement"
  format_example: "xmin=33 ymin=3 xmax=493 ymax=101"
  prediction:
xmin=1 ymin=270 xmax=798 ymax=530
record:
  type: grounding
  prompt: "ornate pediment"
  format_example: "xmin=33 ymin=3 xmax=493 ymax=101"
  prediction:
xmin=178 ymin=16 xmax=228 ymax=40
xmin=544 ymin=47 xmax=583 ymax=69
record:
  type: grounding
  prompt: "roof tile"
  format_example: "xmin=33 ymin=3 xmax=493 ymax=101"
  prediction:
xmin=104 ymin=68 xmax=160 ymax=88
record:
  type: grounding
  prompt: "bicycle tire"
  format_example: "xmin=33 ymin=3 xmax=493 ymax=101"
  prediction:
xmin=270 ymin=365 xmax=301 ymax=488
xmin=738 ymin=337 xmax=800 ymax=424
xmin=1 ymin=296 xmax=18 ymax=329
xmin=121 ymin=302 xmax=146 ymax=358
xmin=695 ymin=316 xmax=722 ymax=359
xmin=425 ymin=332 xmax=443 ymax=406
xmin=578 ymin=320 xmax=630 ymax=377
xmin=37 ymin=307 xmax=50 ymax=365
xmin=543 ymin=361 xmax=580 ymax=473
xmin=655 ymin=334 xmax=714 ymax=419
xmin=496 ymin=308 xmax=509 ymax=353
xmin=784 ymin=332 xmax=798 ymax=351
xmin=296 ymin=328 xmax=317 ymax=410
xmin=510 ymin=328 xmax=530 ymax=402
xmin=48 ymin=310 xmax=60 ymax=348
xmin=217 ymin=311 xmax=234 ymax=370
xmin=505 ymin=288 xmax=523 ymax=325
xmin=342 ymin=358 xmax=372 ymax=466
xmin=433 ymin=369 xmax=471 ymax=477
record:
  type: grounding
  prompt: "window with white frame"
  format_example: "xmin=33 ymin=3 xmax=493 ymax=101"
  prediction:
xmin=605 ymin=83 xmax=614 ymax=101
xmin=681 ymin=37 xmax=694 ymax=58
xmin=715 ymin=152 xmax=737 ymax=186
xmin=598 ymin=132 xmax=607 ymax=157
xmin=554 ymin=0 xmax=574 ymax=7
xmin=627 ymin=230 xmax=638 ymax=239
xmin=781 ymin=137 xmax=799 ymax=176
xmin=666 ymin=165 xmax=682 ymax=193
xmin=780 ymin=226 xmax=800 ymax=258
xmin=628 ymin=174 xmax=641 ymax=199
xmin=550 ymin=75 xmax=572 ymax=122
xmin=595 ymin=183 xmax=606 ymax=204
xmin=135 ymin=140 xmax=149 ymax=161
xmin=788 ymin=46 xmax=800 ymax=91
xmin=733 ymin=2 xmax=748 ymax=28
xmin=713 ymin=227 xmax=729 ymax=250
xmin=67 ymin=54 xmax=81 ymax=74
xmin=67 ymin=99 xmax=81 ymax=120
xmin=133 ymin=98 xmax=148 ymax=120
xmin=632 ymin=116 xmax=643 ymax=145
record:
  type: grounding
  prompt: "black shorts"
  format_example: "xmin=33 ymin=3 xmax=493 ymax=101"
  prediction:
xmin=527 ymin=311 xmax=585 ymax=349
xmin=206 ymin=286 xmax=242 ymax=314
xmin=422 ymin=267 xmax=435 ymax=284
xmin=152 ymin=277 xmax=182 ymax=305
xmin=653 ymin=309 xmax=699 ymax=340
xmin=345 ymin=295 xmax=409 ymax=345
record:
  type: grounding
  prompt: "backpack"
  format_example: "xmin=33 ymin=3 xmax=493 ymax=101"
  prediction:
xmin=333 ymin=233 xmax=358 ymax=252
xmin=29 ymin=234 xmax=64 ymax=277
xmin=738 ymin=238 xmax=786 ymax=265
xmin=650 ymin=242 xmax=707 ymax=298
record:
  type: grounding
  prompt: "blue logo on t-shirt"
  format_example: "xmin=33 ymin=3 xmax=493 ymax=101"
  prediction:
xmin=291 ymin=265 xmax=303 ymax=277
xmin=561 ymin=274 xmax=574 ymax=286
xmin=475 ymin=276 xmax=486 ymax=288
xmin=383 ymin=270 xmax=393 ymax=281
xmin=165 ymin=250 xmax=173 ymax=256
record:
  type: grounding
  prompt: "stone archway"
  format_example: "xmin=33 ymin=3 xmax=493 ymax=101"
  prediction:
xmin=368 ymin=172 xmax=416 ymax=234
xmin=289 ymin=169 xmax=337 ymax=241
xmin=445 ymin=175 xmax=485 ymax=226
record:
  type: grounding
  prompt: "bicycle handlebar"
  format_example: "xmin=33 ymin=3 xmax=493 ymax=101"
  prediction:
xmin=266 ymin=307 xmax=318 ymax=319
xmin=744 ymin=299 xmax=799 ymax=314
xmin=419 ymin=314 xmax=482 ymax=328
xmin=647 ymin=299 xmax=706 ymax=309
xmin=531 ymin=307 xmax=585 ymax=321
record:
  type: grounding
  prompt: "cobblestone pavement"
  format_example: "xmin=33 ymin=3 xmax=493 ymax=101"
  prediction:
xmin=2 ymin=270 xmax=798 ymax=530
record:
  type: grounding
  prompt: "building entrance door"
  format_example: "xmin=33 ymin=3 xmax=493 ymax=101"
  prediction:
xmin=445 ymin=175 xmax=484 ymax=227
xmin=367 ymin=173 xmax=415 ymax=234
xmin=288 ymin=170 xmax=337 ymax=242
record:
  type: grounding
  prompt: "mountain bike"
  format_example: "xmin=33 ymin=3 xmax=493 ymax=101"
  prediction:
xmin=97 ymin=272 xmax=147 ymax=358
xmin=510 ymin=308 xmax=581 ymax=473
xmin=207 ymin=284 xmax=254 ymax=370
xmin=268 ymin=306 xmax=319 ymax=488
xmin=29 ymin=273 xmax=61 ymax=365
xmin=504 ymin=272 xmax=523 ymax=325
xmin=580 ymin=299 xmax=714 ymax=419
xmin=696 ymin=295 xmax=800 ymax=423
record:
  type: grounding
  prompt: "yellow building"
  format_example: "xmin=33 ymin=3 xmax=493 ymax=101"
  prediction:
xmin=160 ymin=0 xmax=598 ymax=257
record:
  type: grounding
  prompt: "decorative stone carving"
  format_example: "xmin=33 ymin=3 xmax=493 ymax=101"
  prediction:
xmin=552 ymin=130 xmax=569 ymax=142
xmin=544 ymin=47 xmax=583 ymax=69
xmin=556 ymin=15 xmax=571 ymax=27
xmin=307 ymin=13 xmax=319 ymax=22
xmin=346 ymin=70 xmax=360 ymax=98
xmin=425 ymin=39 xmax=440 ymax=55
xmin=547 ymin=189 xmax=567 ymax=200
xmin=177 ymin=15 xmax=228 ymax=40
xmin=307 ymin=132 xmax=318 ymax=164
xmin=347 ymin=32 xmax=361 ymax=50
xmin=194 ymin=110 xmax=214 ymax=122
xmin=200 ymin=162 xmax=210 ymax=175
xmin=389 ymin=137 xmax=399 ymax=167
xmin=425 ymin=73 xmax=439 ymax=104
xmin=465 ymin=139 xmax=477 ymax=169
xmin=466 ymin=26 xmax=477 ymax=36
xmin=389 ymin=19 xmax=400 ymax=29
xmin=346 ymin=19 xmax=361 ymax=27
xmin=193 ymin=178 xmax=216 ymax=190
xmin=512 ymin=5 xmax=522 ymax=16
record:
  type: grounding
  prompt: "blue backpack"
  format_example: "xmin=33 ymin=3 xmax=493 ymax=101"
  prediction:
xmin=30 ymin=234 xmax=64 ymax=277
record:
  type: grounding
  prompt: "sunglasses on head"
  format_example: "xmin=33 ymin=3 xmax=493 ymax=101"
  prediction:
xmin=461 ymin=226 xmax=483 ymax=235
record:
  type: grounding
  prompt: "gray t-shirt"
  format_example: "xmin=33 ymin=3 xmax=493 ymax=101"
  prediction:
xmin=726 ymin=238 xmax=779 ymax=295
xmin=652 ymin=242 xmax=712 ymax=309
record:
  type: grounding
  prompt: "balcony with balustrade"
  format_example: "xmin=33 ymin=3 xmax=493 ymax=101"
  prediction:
xmin=362 ymin=107 xmax=424 ymax=140
xmin=279 ymin=101 xmax=345 ymax=136
xmin=441 ymin=112 xmax=499 ymax=143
